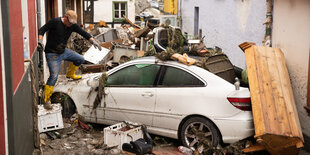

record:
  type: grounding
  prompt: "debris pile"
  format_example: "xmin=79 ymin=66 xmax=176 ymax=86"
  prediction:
xmin=40 ymin=114 xmax=256 ymax=155
xmin=199 ymin=138 xmax=255 ymax=155
xmin=40 ymin=114 xmax=125 ymax=154
xmin=71 ymin=17 xmax=236 ymax=83
xmin=69 ymin=32 xmax=92 ymax=54
xmin=63 ymin=0 xmax=238 ymax=80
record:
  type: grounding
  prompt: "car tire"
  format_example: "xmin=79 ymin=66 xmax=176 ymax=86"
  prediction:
xmin=180 ymin=117 xmax=220 ymax=149
xmin=51 ymin=93 xmax=76 ymax=118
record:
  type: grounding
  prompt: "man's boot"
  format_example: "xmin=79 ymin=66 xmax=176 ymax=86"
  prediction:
xmin=66 ymin=62 xmax=82 ymax=80
xmin=44 ymin=85 xmax=54 ymax=110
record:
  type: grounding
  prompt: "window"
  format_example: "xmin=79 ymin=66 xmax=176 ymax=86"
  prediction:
xmin=113 ymin=2 xmax=127 ymax=21
xmin=84 ymin=0 xmax=94 ymax=23
xmin=65 ymin=0 xmax=72 ymax=11
xmin=160 ymin=66 xmax=204 ymax=87
xmin=107 ymin=64 xmax=160 ymax=87
xmin=194 ymin=7 xmax=199 ymax=36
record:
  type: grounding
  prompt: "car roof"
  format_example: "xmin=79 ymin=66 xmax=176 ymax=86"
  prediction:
xmin=109 ymin=56 xmax=210 ymax=79
xmin=121 ymin=56 xmax=197 ymax=69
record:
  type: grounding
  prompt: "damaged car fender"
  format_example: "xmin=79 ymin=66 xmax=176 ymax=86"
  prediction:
xmin=53 ymin=73 xmax=102 ymax=117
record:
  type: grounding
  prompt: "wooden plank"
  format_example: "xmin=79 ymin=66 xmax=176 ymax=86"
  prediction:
xmin=242 ymin=143 xmax=266 ymax=153
xmin=265 ymin=47 xmax=292 ymax=136
xmin=261 ymin=134 xmax=301 ymax=150
xmin=260 ymin=46 xmax=282 ymax=134
xmin=124 ymin=16 xmax=142 ymax=29
xmin=245 ymin=46 xmax=266 ymax=136
xmin=274 ymin=49 xmax=303 ymax=139
xmin=255 ymin=46 xmax=274 ymax=134
xmin=239 ymin=42 xmax=256 ymax=51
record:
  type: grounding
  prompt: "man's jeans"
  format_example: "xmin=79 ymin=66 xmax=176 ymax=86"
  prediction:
xmin=45 ymin=48 xmax=84 ymax=86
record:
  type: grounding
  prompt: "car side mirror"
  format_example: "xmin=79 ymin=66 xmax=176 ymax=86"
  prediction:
xmin=87 ymin=77 xmax=99 ymax=89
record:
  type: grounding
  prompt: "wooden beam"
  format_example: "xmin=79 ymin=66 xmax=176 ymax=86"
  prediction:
xmin=242 ymin=143 xmax=265 ymax=153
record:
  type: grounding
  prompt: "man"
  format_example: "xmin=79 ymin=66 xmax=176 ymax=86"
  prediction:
xmin=38 ymin=10 xmax=102 ymax=109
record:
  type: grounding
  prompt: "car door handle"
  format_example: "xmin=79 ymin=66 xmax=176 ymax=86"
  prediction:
xmin=142 ymin=92 xmax=154 ymax=97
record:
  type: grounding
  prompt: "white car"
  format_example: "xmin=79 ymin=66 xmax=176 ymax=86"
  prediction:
xmin=53 ymin=56 xmax=254 ymax=149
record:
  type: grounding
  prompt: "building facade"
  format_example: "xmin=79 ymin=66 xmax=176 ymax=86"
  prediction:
xmin=272 ymin=0 xmax=310 ymax=150
xmin=179 ymin=0 xmax=266 ymax=68
xmin=0 ymin=0 xmax=83 ymax=154
xmin=0 ymin=0 xmax=38 ymax=154
xmin=180 ymin=0 xmax=310 ymax=151
xmin=90 ymin=0 xmax=135 ymax=25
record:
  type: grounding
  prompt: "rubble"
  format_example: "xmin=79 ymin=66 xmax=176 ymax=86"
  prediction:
xmin=135 ymin=0 xmax=151 ymax=15
xmin=40 ymin=111 xmax=253 ymax=154
xmin=40 ymin=116 xmax=127 ymax=155
xmin=69 ymin=32 xmax=92 ymax=54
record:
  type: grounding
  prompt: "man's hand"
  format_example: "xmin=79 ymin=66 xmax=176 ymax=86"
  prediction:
xmin=92 ymin=40 xmax=102 ymax=51
xmin=38 ymin=39 xmax=44 ymax=52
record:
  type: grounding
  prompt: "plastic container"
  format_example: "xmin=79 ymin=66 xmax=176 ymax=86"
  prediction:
xmin=38 ymin=103 xmax=64 ymax=133
xmin=23 ymin=37 xmax=29 ymax=59
xmin=104 ymin=121 xmax=143 ymax=149
xmin=178 ymin=146 xmax=193 ymax=155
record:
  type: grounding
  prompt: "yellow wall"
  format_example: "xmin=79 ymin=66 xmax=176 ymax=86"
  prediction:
xmin=164 ymin=0 xmax=178 ymax=14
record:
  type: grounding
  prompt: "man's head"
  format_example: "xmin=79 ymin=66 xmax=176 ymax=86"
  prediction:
xmin=64 ymin=10 xmax=77 ymax=26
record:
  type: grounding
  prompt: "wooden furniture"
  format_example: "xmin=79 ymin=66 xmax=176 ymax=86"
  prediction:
xmin=239 ymin=42 xmax=304 ymax=155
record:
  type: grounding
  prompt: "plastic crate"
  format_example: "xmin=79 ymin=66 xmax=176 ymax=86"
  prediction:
xmin=104 ymin=121 xmax=143 ymax=149
xmin=38 ymin=103 xmax=64 ymax=133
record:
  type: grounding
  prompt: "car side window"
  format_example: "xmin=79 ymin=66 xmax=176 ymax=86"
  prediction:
xmin=160 ymin=66 xmax=204 ymax=87
xmin=107 ymin=64 xmax=160 ymax=86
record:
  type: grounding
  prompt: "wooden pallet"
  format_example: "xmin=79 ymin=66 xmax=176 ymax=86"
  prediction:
xmin=239 ymin=42 xmax=304 ymax=155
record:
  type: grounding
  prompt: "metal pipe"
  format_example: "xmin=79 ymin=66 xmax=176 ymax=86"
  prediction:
xmin=1 ymin=0 xmax=14 ymax=154
xmin=179 ymin=0 xmax=182 ymax=29
xmin=37 ymin=0 xmax=42 ymax=28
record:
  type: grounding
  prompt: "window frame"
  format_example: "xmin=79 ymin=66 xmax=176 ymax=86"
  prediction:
xmin=112 ymin=1 xmax=128 ymax=22
xmin=83 ymin=0 xmax=94 ymax=23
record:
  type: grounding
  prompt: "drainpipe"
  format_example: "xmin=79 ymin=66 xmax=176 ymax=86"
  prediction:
xmin=178 ymin=0 xmax=182 ymax=29
xmin=1 ymin=0 xmax=14 ymax=154
xmin=37 ymin=0 xmax=41 ymax=28
xmin=263 ymin=0 xmax=273 ymax=47
xmin=305 ymin=49 xmax=310 ymax=116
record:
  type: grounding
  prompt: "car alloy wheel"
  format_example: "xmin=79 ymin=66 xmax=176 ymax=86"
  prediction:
xmin=180 ymin=117 xmax=220 ymax=150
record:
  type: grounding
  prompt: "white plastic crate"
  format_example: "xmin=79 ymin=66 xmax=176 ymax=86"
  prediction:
xmin=38 ymin=103 xmax=64 ymax=133
xmin=104 ymin=121 xmax=143 ymax=149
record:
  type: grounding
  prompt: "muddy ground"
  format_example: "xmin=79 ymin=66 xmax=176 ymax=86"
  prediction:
xmin=40 ymin=116 xmax=125 ymax=155
xmin=39 ymin=114 xmax=181 ymax=155
xmin=39 ymin=114 xmax=266 ymax=155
